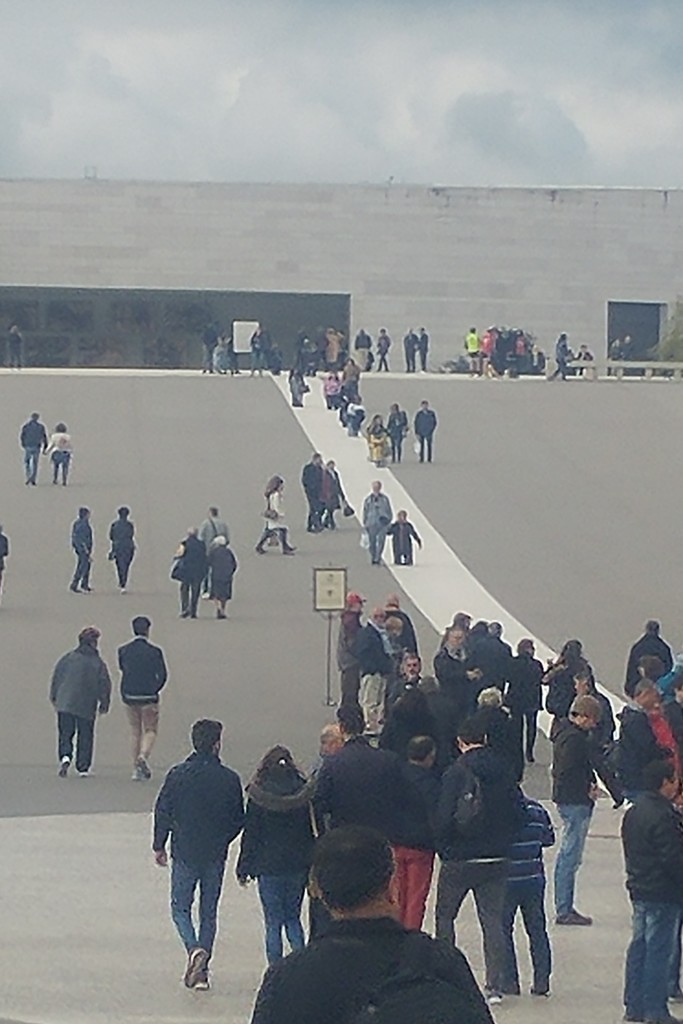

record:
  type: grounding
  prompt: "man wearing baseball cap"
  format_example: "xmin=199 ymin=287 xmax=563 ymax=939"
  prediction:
xmin=337 ymin=592 xmax=365 ymax=706
xmin=49 ymin=625 xmax=112 ymax=777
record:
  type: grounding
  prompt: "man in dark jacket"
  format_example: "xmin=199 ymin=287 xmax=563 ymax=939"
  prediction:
xmin=622 ymin=760 xmax=683 ymax=1024
xmin=118 ymin=616 xmax=168 ymax=781
xmin=617 ymin=683 xmax=666 ymax=800
xmin=250 ymin=825 xmax=493 ymax=1024
xmin=70 ymin=507 xmax=94 ymax=593
xmin=7 ymin=323 xmax=23 ymax=368
xmin=49 ymin=625 xmax=111 ymax=777
xmin=384 ymin=593 xmax=419 ymax=655
xmin=551 ymin=694 xmax=622 ymax=926
xmin=153 ymin=719 xmax=244 ymax=990
xmin=414 ymin=400 xmax=437 ymax=463
xmin=20 ymin=411 xmax=48 ymax=485
xmin=314 ymin=704 xmax=405 ymax=842
xmin=177 ymin=527 xmax=207 ymax=619
xmin=337 ymin=591 xmax=364 ymax=705
xmin=506 ymin=639 xmax=543 ymax=764
xmin=392 ymin=735 xmax=440 ymax=930
xmin=417 ymin=327 xmax=430 ymax=371
xmin=301 ymin=453 xmax=324 ymax=532
xmin=625 ymin=620 xmax=674 ymax=697
xmin=435 ymin=717 xmax=524 ymax=1006
xmin=354 ymin=607 xmax=394 ymax=734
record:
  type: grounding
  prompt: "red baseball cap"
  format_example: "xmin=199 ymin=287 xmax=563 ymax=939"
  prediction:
xmin=346 ymin=592 xmax=365 ymax=606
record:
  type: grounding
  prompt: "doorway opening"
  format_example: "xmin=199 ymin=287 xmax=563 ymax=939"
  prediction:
xmin=606 ymin=301 xmax=666 ymax=359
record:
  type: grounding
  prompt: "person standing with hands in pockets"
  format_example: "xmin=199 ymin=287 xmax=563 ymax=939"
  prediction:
xmin=362 ymin=481 xmax=392 ymax=566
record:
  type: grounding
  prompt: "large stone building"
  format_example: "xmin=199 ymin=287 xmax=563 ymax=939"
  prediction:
xmin=0 ymin=178 xmax=681 ymax=366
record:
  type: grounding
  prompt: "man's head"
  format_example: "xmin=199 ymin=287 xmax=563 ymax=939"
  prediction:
xmin=187 ymin=526 xmax=198 ymax=537
xmin=645 ymin=619 xmax=661 ymax=636
xmin=488 ymin=621 xmax=503 ymax=639
xmin=478 ymin=686 xmax=503 ymax=709
xmin=371 ymin=480 xmax=382 ymax=495
xmin=407 ymin=735 xmax=436 ymax=769
xmin=319 ymin=723 xmax=343 ymax=758
xmin=370 ymin=607 xmax=387 ymax=627
xmin=573 ymin=661 xmax=593 ymax=695
xmin=78 ymin=506 xmax=90 ymax=520
xmin=445 ymin=626 xmax=466 ymax=652
xmin=569 ymin=694 xmax=602 ymax=730
xmin=420 ymin=400 xmax=429 ymax=410
xmin=345 ymin=591 xmax=364 ymax=613
xmin=451 ymin=612 xmax=471 ymax=632
xmin=117 ymin=506 xmax=130 ymax=519
xmin=634 ymin=681 xmax=661 ymax=713
xmin=337 ymin=702 xmax=365 ymax=740
xmin=30 ymin=411 xmax=39 ymax=421
xmin=457 ymin=716 xmax=487 ymax=753
xmin=191 ymin=719 xmax=222 ymax=755
xmin=78 ymin=625 xmax=101 ymax=648
xmin=401 ymin=652 xmax=421 ymax=682
xmin=517 ymin=638 xmax=535 ymax=657
xmin=310 ymin=826 xmax=396 ymax=918
xmin=132 ymin=616 xmax=151 ymax=638
xmin=312 ymin=453 xmax=323 ymax=466
xmin=641 ymin=760 xmax=679 ymax=801
xmin=209 ymin=506 xmax=219 ymax=517
xmin=385 ymin=594 xmax=401 ymax=611
xmin=638 ymin=655 xmax=666 ymax=682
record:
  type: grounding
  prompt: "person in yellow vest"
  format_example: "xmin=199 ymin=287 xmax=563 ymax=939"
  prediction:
xmin=465 ymin=328 xmax=481 ymax=376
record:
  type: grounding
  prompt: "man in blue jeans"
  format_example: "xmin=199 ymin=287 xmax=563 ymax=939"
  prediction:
xmin=551 ymin=694 xmax=619 ymax=926
xmin=622 ymin=760 xmax=683 ymax=1024
xmin=19 ymin=411 xmax=48 ymax=485
xmin=153 ymin=719 xmax=244 ymax=990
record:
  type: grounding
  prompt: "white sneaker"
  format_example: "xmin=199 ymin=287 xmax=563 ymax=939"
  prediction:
xmin=77 ymin=769 xmax=93 ymax=777
xmin=58 ymin=756 xmax=70 ymax=778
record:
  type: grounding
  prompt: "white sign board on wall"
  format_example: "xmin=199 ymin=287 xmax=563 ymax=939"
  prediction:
xmin=233 ymin=320 xmax=259 ymax=353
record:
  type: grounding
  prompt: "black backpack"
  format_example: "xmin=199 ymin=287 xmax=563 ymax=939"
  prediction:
xmin=453 ymin=765 xmax=486 ymax=837
xmin=350 ymin=934 xmax=472 ymax=1024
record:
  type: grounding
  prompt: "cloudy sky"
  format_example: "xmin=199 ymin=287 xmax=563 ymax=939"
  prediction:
xmin=1 ymin=0 xmax=681 ymax=187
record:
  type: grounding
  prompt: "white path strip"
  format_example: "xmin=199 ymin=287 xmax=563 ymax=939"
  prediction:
xmin=274 ymin=375 xmax=625 ymax=728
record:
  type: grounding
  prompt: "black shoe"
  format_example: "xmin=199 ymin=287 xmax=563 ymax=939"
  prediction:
xmin=180 ymin=611 xmax=190 ymax=618
xmin=69 ymin=584 xmax=79 ymax=593
xmin=80 ymin=586 xmax=93 ymax=593
xmin=530 ymin=987 xmax=550 ymax=998
xmin=556 ymin=910 xmax=593 ymax=926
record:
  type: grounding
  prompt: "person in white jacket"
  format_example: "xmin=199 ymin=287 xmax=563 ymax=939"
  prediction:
xmin=46 ymin=422 xmax=73 ymax=486
xmin=255 ymin=477 xmax=296 ymax=556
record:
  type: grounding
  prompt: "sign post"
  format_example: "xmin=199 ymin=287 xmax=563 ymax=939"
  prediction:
xmin=313 ymin=567 xmax=348 ymax=706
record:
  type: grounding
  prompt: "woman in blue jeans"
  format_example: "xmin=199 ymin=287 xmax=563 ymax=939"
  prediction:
xmin=237 ymin=746 xmax=316 ymax=963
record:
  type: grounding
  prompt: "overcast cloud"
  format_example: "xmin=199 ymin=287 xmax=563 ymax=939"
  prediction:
xmin=1 ymin=0 xmax=682 ymax=187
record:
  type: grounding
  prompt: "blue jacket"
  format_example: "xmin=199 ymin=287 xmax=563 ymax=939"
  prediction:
xmin=71 ymin=517 xmax=93 ymax=553
xmin=506 ymin=798 xmax=555 ymax=892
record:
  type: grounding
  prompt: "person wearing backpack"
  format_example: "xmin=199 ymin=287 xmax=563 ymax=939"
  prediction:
xmin=250 ymin=825 xmax=494 ymax=1024
xmin=434 ymin=715 xmax=524 ymax=1007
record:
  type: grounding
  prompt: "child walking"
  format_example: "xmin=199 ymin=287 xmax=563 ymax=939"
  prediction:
xmin=387 ymin=510 xmax=422 ymax=566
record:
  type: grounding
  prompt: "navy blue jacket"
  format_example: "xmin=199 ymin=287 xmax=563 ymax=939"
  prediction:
xmin=414 ymin=408 xmax=437 ymax=437
xmin=118 ymin=636 xmax=168 ymax=704
xmin=314 ymin=736 xmax=405 ymax=842
xmin=617 ymin=706 xmax=665 ymax=792
xmin=506 ymin=798 xmax=555 ymax=893
xmin=393 ymin=761 xmax=440 ymax=850
xmin=353 ymin=623 xmax=393 ymax=677
xmin=71 ymin=518 xmax=93 ymax=553
xmin=153 ymin=751 xmax=244 ymax=867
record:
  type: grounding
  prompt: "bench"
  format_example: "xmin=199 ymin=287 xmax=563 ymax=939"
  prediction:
xmin=557 ymin=360 xmax=683 ymax=381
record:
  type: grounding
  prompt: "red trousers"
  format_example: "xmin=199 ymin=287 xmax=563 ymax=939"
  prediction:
xmin=393 ymin=845 xmax=435 ymax=930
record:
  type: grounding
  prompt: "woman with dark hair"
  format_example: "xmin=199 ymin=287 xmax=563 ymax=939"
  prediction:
xmin=380 ymin=688 xmax=436 ymax=760
xmin=236 ymin=745 xmax=316 ymax=964
xmin=46 ymin=422 xmax=73 ymax=485
xmin=108 ymin=506 xmax=136 ymax=592
xmin=255 ymin=477 xmax=296 ymax=555
xmin=543 ymin=639 xmax=593 ymax=721
xmin=387 ymin=403 xmax=409 ymax=463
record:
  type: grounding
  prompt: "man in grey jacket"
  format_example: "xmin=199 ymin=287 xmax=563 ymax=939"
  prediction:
xmin=362 ymin=481 xmax=393 ymax=566
xmin=198 ymin=507 xmax=230 ymax=597
xmin=49 ymin=626 xmax=112 ymax=777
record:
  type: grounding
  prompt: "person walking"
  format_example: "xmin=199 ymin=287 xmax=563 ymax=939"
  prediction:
xmin=250 ymin=324 xmax=270 ymax=376
xmin=118 ymin=616 xmax=167 ymax=780
xmin=435 ymin=716 xmax=524 ymax=1006
xmin=236 ymin=746 xmax=316 ymax=964
xmin=376 ymin=328 xmax=391 ymax=371
xmin=250 ymin=825 xmax=494 ymax=1024
xmin=174 ymin=527 xmax=207 ymax=619
xmin=387 ymin=510 xmax=422 ymax=565
xmin=414 ymin=400 xmax=437 ymax=463
xmin=354 ymin=608 xmax=394 ymax=735
xmin=550 ymin=332 xmax=571 ymax=381
xmin=362 ymin=481 xmax=392 ymax=566
xmin=49 ymin=625 xmax=111 ymax=777
xmin=622 ymin=760 xmax=683 ymax=1024
xmin=153 ymin=719 xmax=244 ymax=991
xmin=403 ymin=328 xmax=418 ymax=373
xmin=321 ymin=459 xmax=346 ymax=530
xmin=391 ymin=735 xmax=440 ymax=930
xmin=256 ymin=476 xmax=296 ymax=555
xmin=301 ymin=453 xmax=324 ymax=533
xmin=7 ymin=323 xmax=23 ymax=368
xmin=0 ymin=524 xmax=9 ymax=607
xmin=387 ymin=403 xmax=409 ymax=463
xmin=337 ymin=592 xmax=364 ymax=706
xmin=501 ymin=794 xmax=555 ymax=998
xmin=199 ymin=506 xmax=230 ymax=597
xmin=70 ymin=506 xmax=93 ymax=593
xmin=108 ymin=506 xmax=136 ymax=592
xmin=46 ymin=422 xmax=73 ymax=485
xmin=417 ymin=327 xmax=430 ymax=372
xmin=19 ymin=411 xmax=48 ymax=486
xmin=207 ymin=536 xmax=238 ymax=619
xmin=625 ymin=620 xmax=674 ymax=697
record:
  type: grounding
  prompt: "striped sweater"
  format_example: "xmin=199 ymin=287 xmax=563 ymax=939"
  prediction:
xmin=506 ymin=798 xmax=555 ymax=891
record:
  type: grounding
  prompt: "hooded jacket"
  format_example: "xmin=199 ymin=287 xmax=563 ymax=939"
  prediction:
xmin=237 ymin=770 xmax=316 ymax=880
xmin=50 ymin=643 xmax=112 ymax=720
xmin=436 ymin=746 xmax=523 ymax=862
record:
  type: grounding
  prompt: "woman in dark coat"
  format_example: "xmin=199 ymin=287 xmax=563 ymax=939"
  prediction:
xmin=380 ymin=688 xmax=436 ymax=760
xmin=387 ymin=402 xmax=409 ymax=463
xmin=207 ymin=536 xmax=238 ymax=619
xmin=543 ymin=639 xmax=593 ymax=721
xmin=108 ymin=506 xmax=135 ymax=592
xmin=321 ymin=460 xmax=346 ymax=530
xmin=236 ymin=746 xmax=315 ymax=964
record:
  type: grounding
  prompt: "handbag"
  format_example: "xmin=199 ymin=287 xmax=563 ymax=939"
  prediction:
xmin=170 ymin=555 xmax=186 ymax=582
xmin=360 ymin=530 xmax=370 ymax=550
xmin=342 ymin=502 xmax=355 ymax=517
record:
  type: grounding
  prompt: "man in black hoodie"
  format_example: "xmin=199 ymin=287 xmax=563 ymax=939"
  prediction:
xmin=153 ymin=719 xmax=244 ymax=991
xmin=625 ymin=620 xmax=674 ymax=697
xmin=435 ymin=716 xmax=523 ymax=1007
xmin=622 ymin=760 xmax=683 ymax=1024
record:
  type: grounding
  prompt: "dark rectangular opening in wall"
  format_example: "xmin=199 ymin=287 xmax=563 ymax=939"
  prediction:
xmin=0 ymin=286 xmax=351 ymax=368
xmin=606 ymin=301 xmax=666 ymax=359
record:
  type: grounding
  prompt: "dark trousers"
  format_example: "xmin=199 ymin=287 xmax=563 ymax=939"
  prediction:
xmin=378 ymin=353 xmax=390 ymax=371
xmin=71 ymin=550 xmax=91 ymax=590
xmin=8 ymin=342 xmax=22 ymax=368
xmin=523 ymin=712 xmax=538 ymax=761
xmin=669 ymin=910 xmax=683 ymax=996
xmin=502 ymin=881 xmax=551 ymax=994
xmin=340 ymin=665 xmax=361 ymax=705
xmin=418 ymin=343 xmax=428 ymax=371
xmin=180 ymin=578 xmax=202 ymax=617
xmin=57 ymin=711 xmax=95 ymax=771
xmin=114 ymin=551 xmax=134 ymax=589
xmin=51 ymin=451 xmax=71 ymax=484
xmin=436 ymin=858 xmax=507 ymax=993
xmin=404 ymin=346 xmax=416 ymax=372
xmin=418 ymin=434 xmax=433 ymax=462
xmin=170 ymin=857 xmax=226 ymax=958
xmin=306 ymin=499 xmax=323 ymax=532
xmin=256 ymin=527 xmax=294 ymax=553
xmin=389 ymin=436 xmax=404 ymax=463
xmin=551 ymin=358 xmax=568 ymax=381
